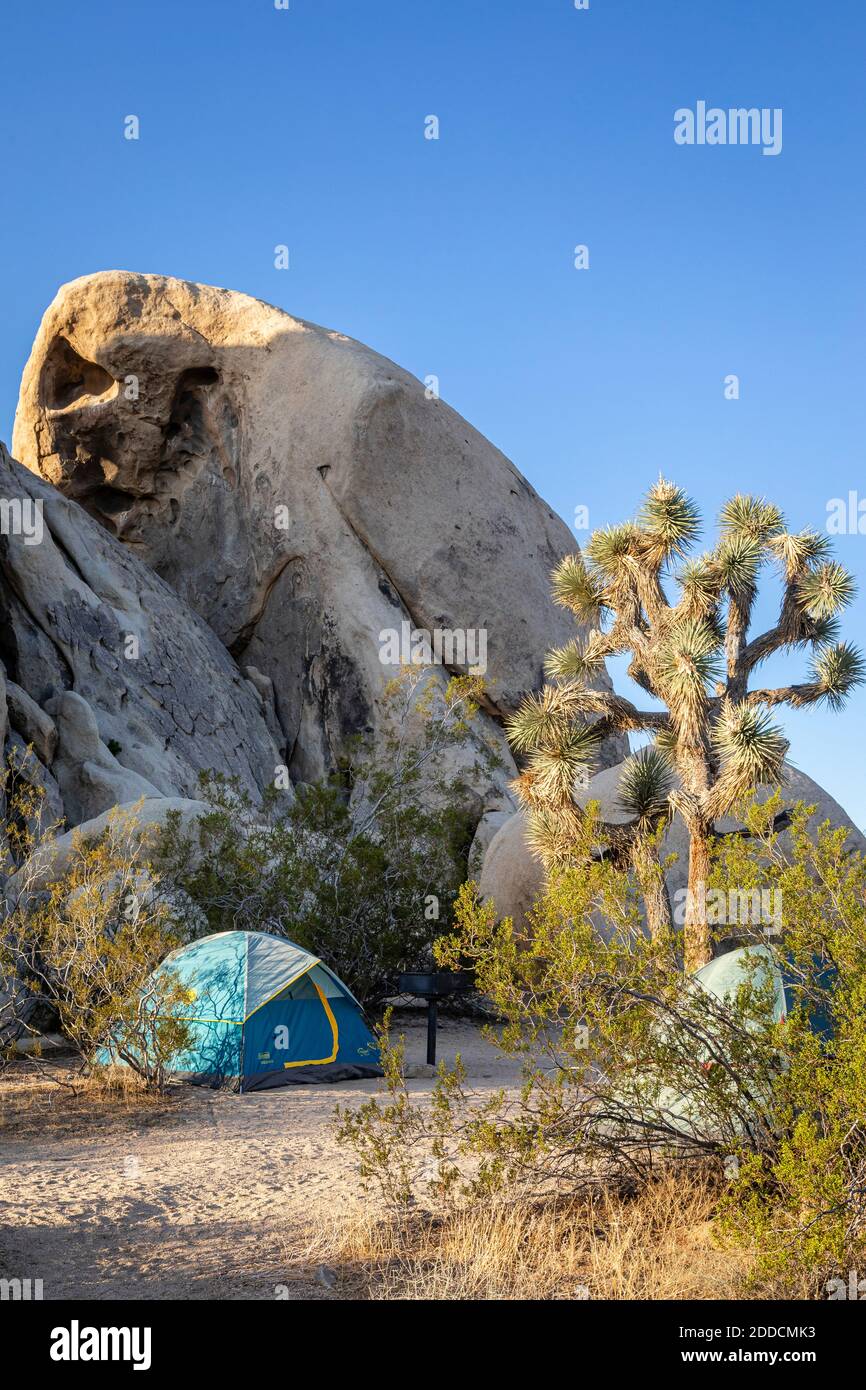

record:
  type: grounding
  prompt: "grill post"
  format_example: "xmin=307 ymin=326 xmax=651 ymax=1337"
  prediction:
xmin=426 ymin=997 xmax=438 ymax=1066
xmin=397 ymin=971 xmax=474 ymax=1071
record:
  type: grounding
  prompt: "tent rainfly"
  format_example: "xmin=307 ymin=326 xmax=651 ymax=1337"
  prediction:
xmin=120 ymin=931 xmax=381 ymax=1090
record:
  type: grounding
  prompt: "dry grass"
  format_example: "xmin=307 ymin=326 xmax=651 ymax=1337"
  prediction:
xmin=0 ymin=1059 xmax=179 ymax=1139
xmin=314 ymin=1171 xmax=755 ymax=1300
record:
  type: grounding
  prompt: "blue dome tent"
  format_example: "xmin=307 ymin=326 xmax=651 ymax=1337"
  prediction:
xmin=130 ymin=931 xmax=381 ymax=1090
xmin=694 ymin=944 xmax=837 ymax=1040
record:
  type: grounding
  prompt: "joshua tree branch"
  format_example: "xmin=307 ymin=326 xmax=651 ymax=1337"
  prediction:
xmin=739 ymin=580 xmax=817 ymax=676
xmin=739 ymin=625 xmax=785 ymax=673
xmin=744 ymin=683 xmax=824 ymax=710
xmin=634 ymin=566 xmax=670 ymax=626
xmin=725 ymin=595 xmax=754 ymax=700
xmin=568 ymin=690 xmax=671 ymax=732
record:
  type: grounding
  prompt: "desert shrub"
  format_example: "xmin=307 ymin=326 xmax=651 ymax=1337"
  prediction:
xmin=707 ymin=795 xmax=866 ymax=1293
xmin=158 ymin=670 xmax=495 ymax=1004
xmin=1 ymin=796 xmax=191 ymax=1090
xmin=339 ymin=810 xmax=780 ymax=1203
xmin=338 ymin=796 xmax=866 ymax=1294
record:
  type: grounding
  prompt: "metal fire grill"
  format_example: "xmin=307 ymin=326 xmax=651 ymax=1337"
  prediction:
xmin=397 ymin=971 xmax=474 ymax=1066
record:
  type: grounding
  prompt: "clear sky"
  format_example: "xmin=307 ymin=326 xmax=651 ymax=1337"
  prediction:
xmin=1 ymin=0 xmax=864 ymax=826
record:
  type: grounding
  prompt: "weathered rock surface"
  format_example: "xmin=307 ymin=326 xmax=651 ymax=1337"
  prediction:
xmin=5 ymin=680 xmax=57 ymax=763
xmin=7 ymin=796 xmax=213 ymax=898
xmin=0 ymin=443 xmax=283 ymax=831
xmin=46 ymin=690 xmax=162 ymax=826
xmin=480 ymin=762 xmax=866 ymax=931
xmin=11 ymin=271 xmax=626 ymax=797
xmin=478 ymin=809 xmax=546 ymax=929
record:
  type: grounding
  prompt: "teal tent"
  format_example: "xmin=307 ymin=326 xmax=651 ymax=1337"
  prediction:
xmin=130 ymin=931 xmax=381 ymax=1090
xmin=693 ymin=945 xmax=787 ymax=1023
xmin=696 ymin=944 xmax=836 ymax=1039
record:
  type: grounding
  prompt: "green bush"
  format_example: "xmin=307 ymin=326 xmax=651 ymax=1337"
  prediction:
xmin=338 ymin=796 xmax=866 ymax=1294
xmin=709 ymin=795 xmax=866 ymax=1292
xmin=158 ymin=670 xmax=497 ymax=1005
xmin=2 ymin=793 xmax=191 ymax=1090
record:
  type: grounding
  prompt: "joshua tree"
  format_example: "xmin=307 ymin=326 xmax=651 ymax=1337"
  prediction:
xmin=507 ymin=480 xmax=864 ymax=972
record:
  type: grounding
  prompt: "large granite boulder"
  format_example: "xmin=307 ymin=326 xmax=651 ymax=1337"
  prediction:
xmin=478 ymin=809 xmax=547 ymax=930
xmin=5 ymin=796 xmax=213 ymax=900
xmin=480 ymin=762 xmax=866 ymax=931
xmin=11 ymin=272 xmax=626 ymax=796
xmin=0 ymin=442 xmax=282 ymax=833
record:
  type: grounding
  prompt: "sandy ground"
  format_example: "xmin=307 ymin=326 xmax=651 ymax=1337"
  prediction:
xmin=0 ymin=1016 xmax=519 ymax=1301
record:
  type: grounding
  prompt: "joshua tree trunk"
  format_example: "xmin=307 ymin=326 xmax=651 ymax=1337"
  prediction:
xmin=683 ymin=821 xmax=712 ymax=973
xmin=629 ymin=836 xmax=673 ymax=942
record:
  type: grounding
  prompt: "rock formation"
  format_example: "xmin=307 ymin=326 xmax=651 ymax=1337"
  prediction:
xmin=0 ymin=442 xmax=282 ymax=834
xmin=10 ymin=272 xmax=626 ymax=841
xmin=479 ymin=761 xmax=866 ymax=932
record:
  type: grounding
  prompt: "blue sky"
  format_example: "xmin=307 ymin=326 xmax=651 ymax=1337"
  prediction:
xmin=1 ymin=0 xmax=864 ymax=825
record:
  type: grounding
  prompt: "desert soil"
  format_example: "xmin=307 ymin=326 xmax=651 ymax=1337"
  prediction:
xmin=0 ymin=1016 xmax=518 ymax=1300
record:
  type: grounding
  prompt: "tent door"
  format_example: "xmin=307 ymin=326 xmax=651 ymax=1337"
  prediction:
xmin=242 ymin=972 xmax=338 ymax=1077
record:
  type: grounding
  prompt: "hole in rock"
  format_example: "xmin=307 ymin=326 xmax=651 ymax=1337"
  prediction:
xmin=40 ymin=337 xmax=115 ymax=410
xmin=178 ymin=366 xmax=220 ymax=389
xmin=161 ymin=367 xmax=223 ymax=462
xmin=89 ymin=486 xmax=137 ymax=517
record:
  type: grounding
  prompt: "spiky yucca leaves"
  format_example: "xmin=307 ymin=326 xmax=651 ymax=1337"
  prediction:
xmin=523 ymin=803 xmax=586 ymax=870
xmin=675 ymin=555 xmax=723 ymax=621
xmin=543 ymin=632 xmax=610 ymax=683
xmin=550 ymin=554 xmax=606 ymax=624
xmin=717 ymin=533 xmax=764 ymax=697
xmin=615 ymin=746 xmax=674 ymax=830
xmin=508 ymin=478 xmax=863 ymax=973
xmin=797 ymin=562 xmax=857 ymax=620
xmin=811 ymin=642 xmax=866 ymax=710
xmin=520 ymin=725 xmax=603 ymax=805
xmin=718 ymin=493 xmax=784 ymax=543
xmin=507 ymin=687 xmax=603 ymax=815
xmin=652 ymin=723 xmax=680 ymax=767
xmin=717 ymin=534 xmax=763 ymax=604
xmin=779 ymin=613 xmax=841 ymax=658
xmin=505 ymin=687 xmax=570 ymax=755
xmin=629 ymin=478 xmax=701 ymax=619
xmin=607 ymin=746 xmax=676 ymax=940
xmin=747 ymin=643 xmax=866 ymax=713
xmin=584 ymin=522 xmax=643 ymax=579
xmin=708 ymin=702 xmax=789 ymax=817
xmin=578 ymin=527 xmax=644 ymax=629
xmin=654 ymin=619 xmax=723 ymax=743
xmin=768 ymin=528 xmax=831 ymax=581
xmin=716 ymin=497 xmax=783 ymax=691
xmin=638 ymin=477 xmax=702 ymax=565
xmin=506 ymin=684 xmax=607 ymax=754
